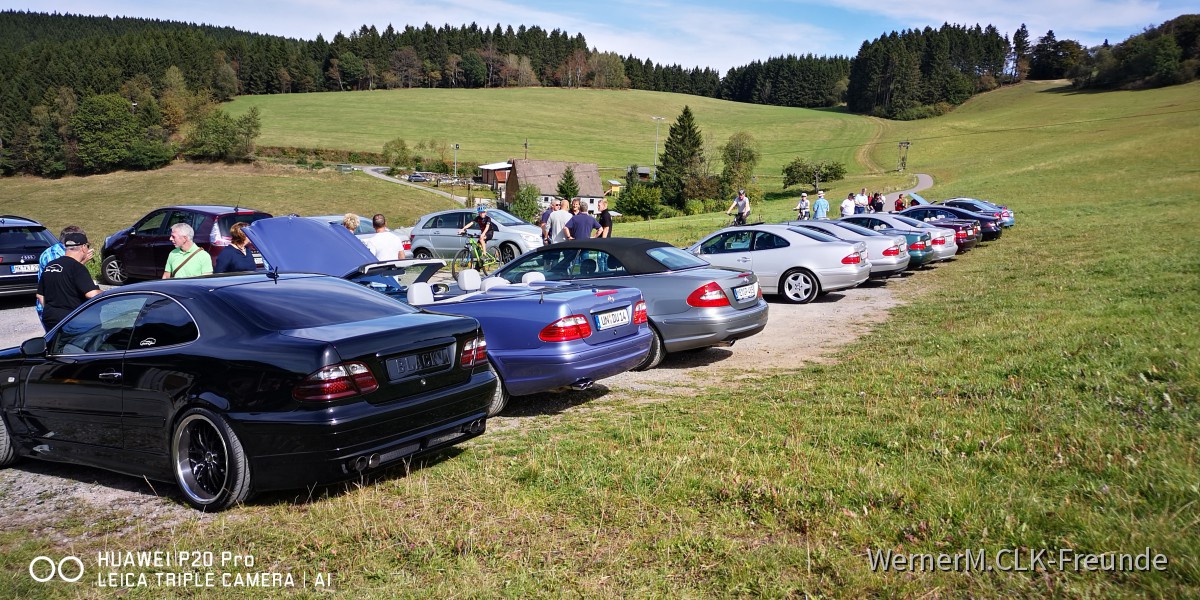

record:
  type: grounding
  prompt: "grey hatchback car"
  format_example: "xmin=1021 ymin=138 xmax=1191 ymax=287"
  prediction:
xmin=410 ymin=208 xmax=544 ymax=263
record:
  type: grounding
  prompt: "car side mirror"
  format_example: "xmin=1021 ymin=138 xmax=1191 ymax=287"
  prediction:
xmin=21 ymin=337 xmax=46 ymax=356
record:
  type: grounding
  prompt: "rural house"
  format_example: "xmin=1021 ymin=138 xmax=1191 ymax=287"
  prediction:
xmin=506 ymin=159 xmax=604 ymax=213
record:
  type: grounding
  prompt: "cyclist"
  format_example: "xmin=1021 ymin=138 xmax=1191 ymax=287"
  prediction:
xmin=793 ymin=193 xmax=811 ymax=220
xmin=726 ymin=189 xmax=751 ymax=225
xmin=459 ymin=205 xmax=496 ymax=254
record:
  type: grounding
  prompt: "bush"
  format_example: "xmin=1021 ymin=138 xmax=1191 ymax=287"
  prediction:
xmin=684 ymin=199 xmax=706 ymax=216
xmin=704 ymin=198 xmax=727 ymax=213
xmin=656 ymin=206 xmax=682 ymax=219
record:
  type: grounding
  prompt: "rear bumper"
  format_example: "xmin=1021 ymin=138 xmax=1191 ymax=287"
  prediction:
xmin=817 ymin=264 xmax=871 ymax=291
xmin=657 ymin=299 xmax=769 ymax=353
xmin=868 ymin=254 xmax=910 ymax=278
xmin=492 ymin=327 xmax=653 ymax=396
xmin=955 ymin=238 xmax=979 ymax=253
xmin=981 ymin=228 xmax=1003 ymax=241
xmin=906 ymin=250 xmax=935 ymax=269
xmin=233 ymin=370 xmax=496 ymax=492
xmin=929 ymin=242 xmax=958 ymax=261
xmin=0 ymin=274 xmax=38 ymax=297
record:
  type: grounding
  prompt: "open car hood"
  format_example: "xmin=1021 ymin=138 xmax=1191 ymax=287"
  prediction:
xmin=242 ymin=215 xmax=447 ymax=281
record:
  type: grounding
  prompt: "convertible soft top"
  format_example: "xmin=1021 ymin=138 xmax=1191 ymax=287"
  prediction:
xmin=536 ymin=238 xmax=676 ymax=275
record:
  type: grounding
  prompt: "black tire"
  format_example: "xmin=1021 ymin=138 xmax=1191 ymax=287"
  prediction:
xmin=451 ymin=248 xmax=473 ymax=277
xmin=498 ymin=243 xmax=519 ymax=265
xmin=780 ymin=268 xmax=820 ymax=304
xmin=633 ymin=326 xmax=665 ymax=371
xmin=486 ymin=362 xmax=510 ymax=417
xmin=0 ymin=414 xmax=17 ymax=467
xmin=413 ymin=248 xmax=433 ymax=260
xmin=101 ymin=255 xmax=128 ymax=285
xmin=172 ymin=408 xmax=252 ymax=511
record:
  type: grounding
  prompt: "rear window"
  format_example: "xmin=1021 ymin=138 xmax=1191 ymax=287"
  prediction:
xmin=0 ymin=226 xmax=56 ymax=252
xmin=216 ymin=276 xmax=418 ymax=330
xmin=828 ymin=221 xmax=880 ymax=236
xmin=217 ymin=212 xmax=272 ymax=237
xmin=892 ymin=215 xmax=927 ymax=228
xmin=646 ymin=246 xmax=708 ymax=270
xmin=786 ymin=227 xmax=840 ymax=243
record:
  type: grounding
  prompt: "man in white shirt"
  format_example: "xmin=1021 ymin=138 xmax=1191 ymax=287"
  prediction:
xmin=545 ymin=198 xmax=573 ymax=244
xmin=363 ymin=214 xmax=406 ymax=260
xmin=854 ymin=188 xmax=869 ymax=214
xmin=840 ymin=193 xmax=856 ymax=217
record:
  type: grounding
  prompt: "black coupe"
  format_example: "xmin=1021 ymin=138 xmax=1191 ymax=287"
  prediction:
xmin=0 ymin=273 xmax=496 ymax=510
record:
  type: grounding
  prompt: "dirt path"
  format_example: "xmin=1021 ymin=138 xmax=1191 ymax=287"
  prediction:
xmin=855 ymin=117 xmax=887 ymax=174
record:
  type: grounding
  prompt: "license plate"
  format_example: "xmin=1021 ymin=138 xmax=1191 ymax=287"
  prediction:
xmin=596 ymin=308 xmax=630 ymax=330
xmin=386 ymin=346 xmax=451 ymax=379
xmin=734 ymin=282 xmax=758 ymax=301
xmin=10 ymin=264 xmax=38 ymax=274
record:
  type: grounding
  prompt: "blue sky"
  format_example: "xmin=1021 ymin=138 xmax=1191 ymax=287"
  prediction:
xmin=17 ymin=0 xmax=1196 ymax=72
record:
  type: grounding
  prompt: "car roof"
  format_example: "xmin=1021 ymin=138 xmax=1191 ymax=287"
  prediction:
xmin=528 ymin=237 xmax=677 ymax=274
xmin=164 ymin=205 xmax=268 ymax=215
xmin=0 ymin=215 xmax=45 ymax=227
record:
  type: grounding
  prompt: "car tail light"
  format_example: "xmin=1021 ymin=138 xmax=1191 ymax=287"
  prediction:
xmin=633 ymin=300 xmax=648 ymax=324
xmin=1002 ymin=210 xmax=1012 ymax=218
xmin=841 ymin=253 xmax=861 ymax=264
xmin=955 ymin=230 xmax=968 ymax=240
xmin=686 ymin=282 xmax=730 ymax=308
xmin=931 ymin=236 xmax=946 ymax=245
xmin=994 ymin=212 xmax=1002 ymax=219
xmin=910 ymin=241 xmax=927 ymax=251
xmin=293 ymin=361 xmax=379 ymax=401
xmin=459 ymin=335 xmax=488 ymax=367
xmin=210 ymin=222 xmax=230 ymax=247
xmin=403 ymin=240 xmax=412 ymax=251
xmin=883 ymin=246 xmax=901 ymax=256
xmin=539 ymin=315 xmax=592 ymax=342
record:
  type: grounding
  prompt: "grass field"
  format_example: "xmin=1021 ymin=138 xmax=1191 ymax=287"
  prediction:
xmin=1 ymin=81 xmax=1198 ymax=597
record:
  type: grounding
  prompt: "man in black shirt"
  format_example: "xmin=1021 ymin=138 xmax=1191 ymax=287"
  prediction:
xmin=36 ymin=232 xmax=101 ymax=331
xmin=597 ymin=198 xmax=613 ymax=238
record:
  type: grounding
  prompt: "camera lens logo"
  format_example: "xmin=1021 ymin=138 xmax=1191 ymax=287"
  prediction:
xmin=29 ymin=556 xmax=84 ymax=583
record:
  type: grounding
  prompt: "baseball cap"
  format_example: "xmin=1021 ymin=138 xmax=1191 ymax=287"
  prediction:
xmin=63 ymin=232 xmax=88 ymax=248
xmin=801 ymin=193 xmax=808 ymax=197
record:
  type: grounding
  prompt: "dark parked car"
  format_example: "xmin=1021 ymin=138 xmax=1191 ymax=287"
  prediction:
xmin=0 ymin=215 xmax=59 ymax=297
xmin=899 ymin=205 xmax=1003 ymax=241
xmin=0 ymin=273 xmax=496 ymax=510
xmin=100 ymin=205 xmax=272 ymax=284
xmin=943 ymin=197 xmax=1015 ymax=227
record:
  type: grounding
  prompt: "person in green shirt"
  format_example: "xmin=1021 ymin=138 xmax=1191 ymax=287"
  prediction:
xmin=163 ymin=223 xmax=214 ymax=279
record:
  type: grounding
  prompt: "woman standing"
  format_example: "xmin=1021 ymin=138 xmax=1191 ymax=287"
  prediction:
xmin=213 ymin=222 xmax=258 ymax=273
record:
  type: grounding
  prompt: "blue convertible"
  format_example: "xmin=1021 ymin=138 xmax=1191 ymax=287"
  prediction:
xmin=245 ymin=217 xmax=652 ymax=415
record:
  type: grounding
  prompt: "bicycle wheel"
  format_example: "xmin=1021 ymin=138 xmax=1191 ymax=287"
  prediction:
xmin=451 ymin=248 xmax=474 ymax=277
xmin=479 ymin=247 xmax=502 ymax=275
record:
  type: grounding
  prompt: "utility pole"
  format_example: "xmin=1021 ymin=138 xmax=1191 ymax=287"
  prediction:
xmin=897 ymin=141 xmax=911 ymax=172
xmin=523 ymin=138 xmax=528 ymax=160
xmin=651 ymin=116 xmax=665 ymax=180
xmin=453 ymin=143 xmax=460 ymax=178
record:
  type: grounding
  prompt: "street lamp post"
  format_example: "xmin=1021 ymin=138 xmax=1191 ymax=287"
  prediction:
xmin=651 ymin=116 xmax=665 ymax=180
xmin=453 ymin=143 xmax=460 ymax=179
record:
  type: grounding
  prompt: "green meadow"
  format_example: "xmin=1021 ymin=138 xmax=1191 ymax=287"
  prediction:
xmin=1 ymin=80 xmax=1197 ymax=597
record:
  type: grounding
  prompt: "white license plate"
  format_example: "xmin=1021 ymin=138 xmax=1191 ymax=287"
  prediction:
xmin=10 ymin=264 xmax=38 ymax=274
xmin=734 ymin=282 xmax=758 ymax=301
xmin=596 ymin=308 xmax=630 ymax=330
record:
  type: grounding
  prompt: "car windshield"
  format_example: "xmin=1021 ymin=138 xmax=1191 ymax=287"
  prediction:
xmin=646 ymin=246 xmax=707 ymax=270
xmin=485 ymin=209 xmax=531 ymax=226
xmin=218 ymin=276 xmax=418 ymax=330
xmin=828 ymin=221 xmax=881 ymax=236
xmin=892 ymin=215 xmax=928 ymax=228
xmin=0 ymin=226 xmax=57 ymax=252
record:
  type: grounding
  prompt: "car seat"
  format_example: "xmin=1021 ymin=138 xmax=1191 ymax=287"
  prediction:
xmin=579 ymin=258 xmax=598 ymax=276
xmin=521 ymin=271 xmax=546 ymax=284
xmin=406 ymin=282 xmax=434 ymax=305
xmin=480 ymin=276 xmax=510 ymax=292
xmin=456 ymin=269 xmax=482 ymax=292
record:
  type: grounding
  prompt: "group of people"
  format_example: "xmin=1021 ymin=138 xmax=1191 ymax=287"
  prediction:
xmin=790 ymin=188 xmax=921 ymax=220
xmin=343 ymin=213 xmax=407 ymax=261
xmin=537 ymin=198 xmax=614 ymax=245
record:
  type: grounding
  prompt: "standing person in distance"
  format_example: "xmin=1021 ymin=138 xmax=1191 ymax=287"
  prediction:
xmin=812 ymin=191 xmax=830 ymax=219
xmin=363 ymin=213 xmax=406 ymax=260
xmin=841 ymin=193 xmax=856 ymax=217
xmin=37 ymin=232 xmax=101 ymax=332
xmin=793 ymin=193 xmax=811 ymax=220
xmin=894 ymin=194 xmax=907 ymax=212
xmin=539 ymin=199 xmax=559 ymax=245
xmin=213 ymin=222 xmax=258 ymax=273
xmin=597 ymin=198 xmax=614 ymax=238
xmin=546 ymin=198 xmax=573 ymax=244
xmin=163 ymin=223 xmax=213 ymax=279
xmin=564 ymin=205 xmax=601 ymax=241
xmin=726 ymin=189 xmax=751 ymax=225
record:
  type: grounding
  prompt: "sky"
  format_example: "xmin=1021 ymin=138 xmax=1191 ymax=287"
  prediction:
xmin=15 ymin=0 xmax=1197 ymax=72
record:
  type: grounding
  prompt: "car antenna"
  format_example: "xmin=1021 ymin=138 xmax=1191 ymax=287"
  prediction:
xmin=267 ymin=266 xmax=280 ymax=282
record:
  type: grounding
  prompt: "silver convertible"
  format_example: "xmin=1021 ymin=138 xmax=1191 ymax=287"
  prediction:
xmin=491 ymin=238 xmax=769 ymax=371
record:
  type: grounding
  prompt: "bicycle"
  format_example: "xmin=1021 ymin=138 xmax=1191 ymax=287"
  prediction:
xmin=452 ymin=233 xmax=502 ymax=277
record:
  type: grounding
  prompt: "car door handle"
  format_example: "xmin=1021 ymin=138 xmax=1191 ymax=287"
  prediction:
xmin=99 ymin=371 xmax=123 ymax=381
xmin=737 ymin=257 xmax=751 ymax=263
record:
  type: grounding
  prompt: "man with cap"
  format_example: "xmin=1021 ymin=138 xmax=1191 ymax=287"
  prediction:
xmin=459 ymin=205 xmax=496 ymax=254
xmin=36 ymin=231 xmax=101 ymax=332
xmin=793 ymin=193 xmax=811 ymax=220
xmin=812 ymin=191 xmax=830 ymax=219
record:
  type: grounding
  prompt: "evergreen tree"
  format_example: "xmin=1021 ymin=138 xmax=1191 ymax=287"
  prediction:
xmin=556 ymin=165 xmax=579 ymax=200
xmin=1012 ymin=24 xmax=1031 ymax=79
xmin=70 ymin=93 xmax=140 ymax=173
xmin=657 ymin=105 xmax=704 ymax=209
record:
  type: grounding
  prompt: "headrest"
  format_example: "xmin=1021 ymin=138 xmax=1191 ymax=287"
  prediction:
xmin=406 ymin=282 xmax=434 ymax=305
xmin=520 ymin=271 xmax=546 ymax=284
xmin=480 ymin=276 xmax=511 ymax=292
xmin=456 ymin=269 xmax=481 ymax=292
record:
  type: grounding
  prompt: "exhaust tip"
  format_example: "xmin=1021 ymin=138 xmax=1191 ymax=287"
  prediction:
xmin=570 ymin=378 xmax=594 ymax=391
xmin=368 ymin=453 xmax=381 ymax=469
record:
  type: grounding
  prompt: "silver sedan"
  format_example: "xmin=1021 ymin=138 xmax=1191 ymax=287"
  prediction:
xmin=839 ymin=214 xmax=958 ymax=261
xmin=785 ymin=219 xmax=910 ymax=279
xmin=688 ymin=224 xmax=871 ymax=304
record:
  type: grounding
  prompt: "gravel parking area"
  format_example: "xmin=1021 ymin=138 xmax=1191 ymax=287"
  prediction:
xmin=0 ymin=271 xmax=915 ymax=527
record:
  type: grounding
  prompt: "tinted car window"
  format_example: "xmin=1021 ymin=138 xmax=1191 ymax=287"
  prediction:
xmin=754 ymin=232 xmax=790 ymax=250
xmin=892 ymin=215 xmax=926 ymax=228
xmin=131 ymin=297 xmax=198 ymax=349
xmin=786 ymin=227 xmax=839 ymax=242
xmin=218 ymin=213 xmax=272 ymax=237
xmin=0 ymin=226 xmax=56 ymax=252
xmin=52 ymin=294 xmax=152 ymax=354
xmin=701 ymin=231 xmax=752 ymax=254
xmin=829 ymin=221 xmax=881 ymax=236
xmin=646 ymin=246 xmax=708 ymax=270
xmin=135 ymin=211 xmax=169 ymax=234
xmin=217 ymin=277 xmax=418 ymax=330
